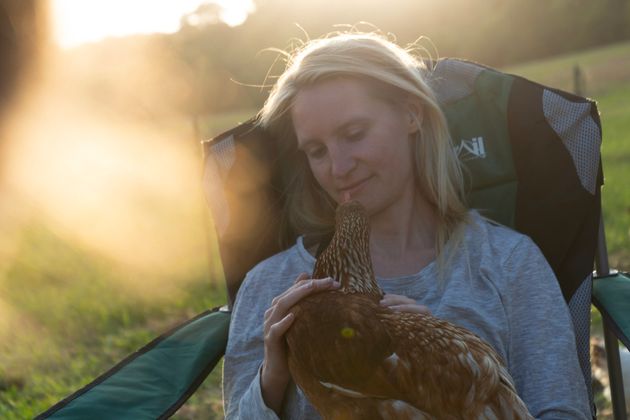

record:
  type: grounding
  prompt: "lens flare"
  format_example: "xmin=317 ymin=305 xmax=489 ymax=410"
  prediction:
xmin=51 ymin=0 xmax=256 ymax=49
xmin=1 ymin=41 xmax=225 ymax=297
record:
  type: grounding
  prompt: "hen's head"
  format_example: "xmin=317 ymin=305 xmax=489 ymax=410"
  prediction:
xmin=313 ymin=200 xmax=383 ymax=300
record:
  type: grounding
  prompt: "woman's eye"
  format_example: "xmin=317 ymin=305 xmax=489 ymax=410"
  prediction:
xmin=347 ymin=130 xmax=365 ymax=141
xmin=307 ymin=147 xmax=326 ymax=159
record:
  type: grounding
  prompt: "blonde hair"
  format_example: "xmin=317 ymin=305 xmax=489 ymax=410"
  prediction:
xmin=257 ymin=31 xmax=469 ymax=261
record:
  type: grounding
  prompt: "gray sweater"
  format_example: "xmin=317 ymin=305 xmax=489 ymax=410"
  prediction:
xmin=222 ymin=211 xmax=591 ymax=419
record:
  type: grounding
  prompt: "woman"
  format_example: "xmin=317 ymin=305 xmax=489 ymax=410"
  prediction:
xmin=222 ymin=31 xmax=591 ymax=419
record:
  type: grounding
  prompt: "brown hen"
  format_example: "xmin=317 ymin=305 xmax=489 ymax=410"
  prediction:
xmin=285 ymin=200 xmax=533 ymax=419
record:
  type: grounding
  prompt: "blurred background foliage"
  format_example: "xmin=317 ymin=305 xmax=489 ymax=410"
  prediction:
xmin=47 ymin=0 xmax=630 ymax=129
xmin=3 ymin=0 xmax=630 ymax=132
xmin=0 ymin=0 xmax=629 ymax=418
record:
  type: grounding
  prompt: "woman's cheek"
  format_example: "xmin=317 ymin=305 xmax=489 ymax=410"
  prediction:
xmin=309 ymin=164 xmax=336 ymax=201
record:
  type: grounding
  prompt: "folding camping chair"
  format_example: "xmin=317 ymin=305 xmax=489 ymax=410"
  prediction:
xmin=37 ymin=58 xmax=629 ymax=419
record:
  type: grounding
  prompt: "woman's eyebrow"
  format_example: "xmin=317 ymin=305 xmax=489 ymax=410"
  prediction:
xmin=334 ymin=117 xmax=369 ymax=134
xmin=297 ymin=117 xmax=370 ymax=150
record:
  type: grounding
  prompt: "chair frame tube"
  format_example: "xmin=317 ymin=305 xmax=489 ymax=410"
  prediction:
xmin=595 ymin=214 xmax=627 ymax=420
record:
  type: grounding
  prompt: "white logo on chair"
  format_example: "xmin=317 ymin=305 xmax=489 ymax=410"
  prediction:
xmin=455 ymin=136 xmax=486 ymax=160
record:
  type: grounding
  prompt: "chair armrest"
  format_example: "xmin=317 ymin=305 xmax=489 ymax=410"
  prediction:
xmin=593 ymin=271 xmax=630 ymax=349
xmin=36 ymin=306 xmax=231 ymax=419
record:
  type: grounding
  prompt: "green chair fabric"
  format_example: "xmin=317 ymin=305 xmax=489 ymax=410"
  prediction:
xmin=36 ymin=307 xmax=231 ymax=419
xmin=593 ymin=272 xmax=630 ymax=349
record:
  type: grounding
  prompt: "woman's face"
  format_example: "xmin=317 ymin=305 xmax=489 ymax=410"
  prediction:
xmin=291 ymin=77 xmax=419 ymax=216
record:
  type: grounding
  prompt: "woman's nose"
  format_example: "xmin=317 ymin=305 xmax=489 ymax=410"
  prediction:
xmin=329 ymin=147 xmax=356 ymax=178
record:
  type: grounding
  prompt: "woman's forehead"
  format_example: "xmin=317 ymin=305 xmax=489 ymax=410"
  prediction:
xmin=291 ymin=78 xmax=388 ymax=139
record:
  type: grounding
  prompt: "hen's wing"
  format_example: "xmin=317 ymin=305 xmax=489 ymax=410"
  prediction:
xmin=376 ymin=311 xmax=533 ymax=419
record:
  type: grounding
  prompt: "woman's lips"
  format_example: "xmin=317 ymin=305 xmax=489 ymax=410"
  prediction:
xmin=338 ymin=177 xmax=371 ymax=197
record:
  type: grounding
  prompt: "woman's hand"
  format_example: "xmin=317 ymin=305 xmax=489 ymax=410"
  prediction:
xmin=380 ymin=293 xmax=431 ymax=315
xmin=261 ymin=273 xmax=340 ymax=413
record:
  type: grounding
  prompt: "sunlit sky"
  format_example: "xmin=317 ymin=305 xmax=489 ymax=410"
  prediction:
xmin=52 ymin=0 xmax=256 ymax=48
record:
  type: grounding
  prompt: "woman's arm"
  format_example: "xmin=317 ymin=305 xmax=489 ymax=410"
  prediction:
xmin=222 ymin=270 xmax=280 ymax=419
xmin=260 ymin=274 xmax=340 ymax=412
xmin=504 ymin=236 xmax=592 ymax=419
xmin=223 ymin=270 xmax=340 ymax=418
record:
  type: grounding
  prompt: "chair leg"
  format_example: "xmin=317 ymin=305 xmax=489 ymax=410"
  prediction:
xmin=603 ymin=320 xmax=627 ymax=420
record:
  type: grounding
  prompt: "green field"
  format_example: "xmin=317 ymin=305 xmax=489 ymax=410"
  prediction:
xmin=1 ymin=41 xmax=629 ymax=418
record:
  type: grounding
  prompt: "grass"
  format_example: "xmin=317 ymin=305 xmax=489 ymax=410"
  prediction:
xmin=0 ymin=214 xmax=226 ymax=418
xmin=597 ymin=83 xmax=630 ymax=269
xmin=504 ymin=40 xmax=630 ymax=98
xmin=1 ymin=41 xmax=629 ymax=419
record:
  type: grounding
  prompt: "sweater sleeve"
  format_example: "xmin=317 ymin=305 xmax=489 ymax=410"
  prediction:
xmin=503 ymin=236 xmax=591 ymax=419
xmin=222 ymin=270 xmax=281 ymax=420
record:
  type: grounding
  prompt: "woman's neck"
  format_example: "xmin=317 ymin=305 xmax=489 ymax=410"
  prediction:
xmin=369 ymin=192 xmax=439 ymax=278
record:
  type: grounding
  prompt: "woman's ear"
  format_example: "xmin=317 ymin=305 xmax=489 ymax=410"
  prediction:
xmin=406 ymin=98 xmax=423 ymax=134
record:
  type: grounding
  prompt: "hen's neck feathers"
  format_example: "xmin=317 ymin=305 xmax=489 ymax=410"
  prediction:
xmin=313 ymin=201 xmax=383 ymax=300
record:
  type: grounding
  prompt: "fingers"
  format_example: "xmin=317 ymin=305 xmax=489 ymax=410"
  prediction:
xmin=380 ymin=293 xmax=431 ymax=315
xmin=265 ymin=276 xmax=340 ymax=334
xmin=380 ymin=293 xmax=415 ymax=306
xmin=294 ymin=272 xmax=310 ymax=284
xmin=270 ymin=273 xmax=322 ymax=307
xmin=265 ymin=312 xmax=295 ymax=341
xmin=388 ymin=304 xmax=431 ymax=315
xmin=274 ymin=277 xmax=339 ymax=313
xmin=262 ymin=272 xmax=336 ymax=393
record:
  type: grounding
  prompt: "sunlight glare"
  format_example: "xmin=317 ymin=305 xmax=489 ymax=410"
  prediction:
xmin=2 ymin=85 xmax=212 ymax=286
xmin=51 ymin=0 xmax=256 ymax=49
